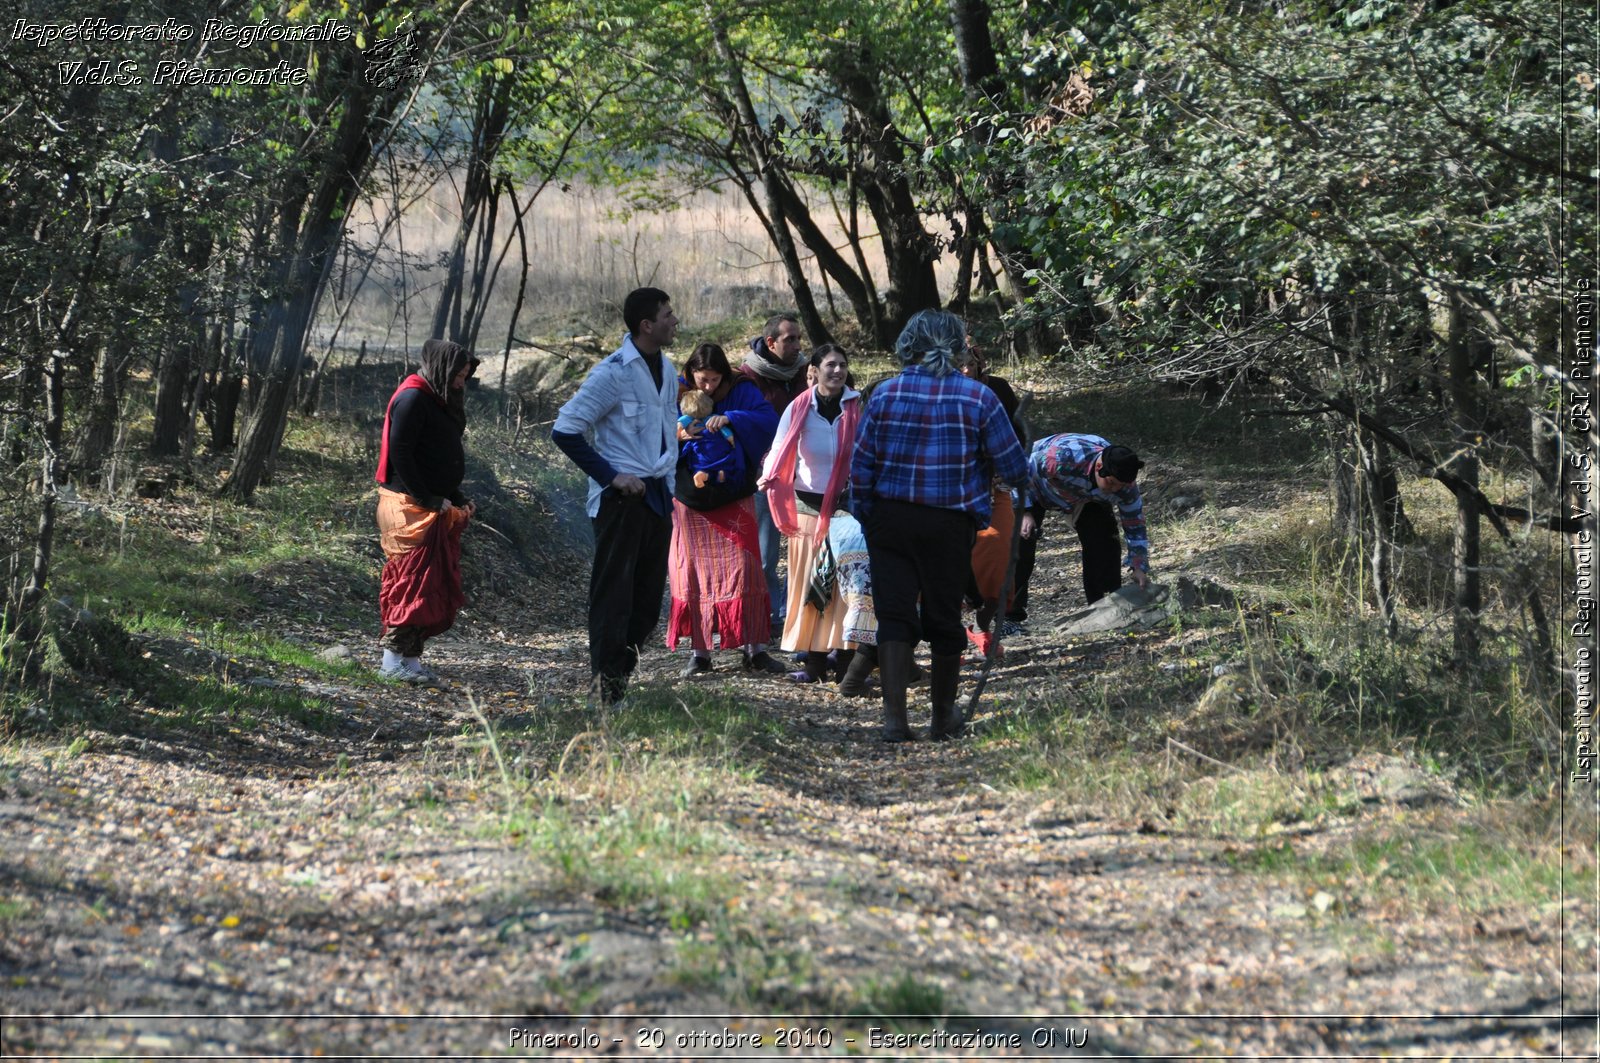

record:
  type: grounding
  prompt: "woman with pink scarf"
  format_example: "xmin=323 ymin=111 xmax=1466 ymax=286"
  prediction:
xmin=759 ymin=344 xmax=876 ymax=687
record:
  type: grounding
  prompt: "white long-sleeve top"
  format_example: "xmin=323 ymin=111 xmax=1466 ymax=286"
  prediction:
xmin=551 ymin=334 xmax=680 ymax=518
xmin=761 ymin=386 xmax=861 ymax=493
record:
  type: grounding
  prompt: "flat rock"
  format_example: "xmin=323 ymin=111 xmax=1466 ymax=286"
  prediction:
xmin=1056 ymin=584 xmax=1175 ymax=635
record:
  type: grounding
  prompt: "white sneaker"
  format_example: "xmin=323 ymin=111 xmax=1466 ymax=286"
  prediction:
xmin=403 ymin=658 xmax=441 ymax=682
xmin=378 ymin=663 xmax=429 ymax=685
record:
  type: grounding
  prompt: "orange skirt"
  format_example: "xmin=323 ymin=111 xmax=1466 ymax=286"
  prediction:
xmin=666 ymin=497 xmax=771 ymax=650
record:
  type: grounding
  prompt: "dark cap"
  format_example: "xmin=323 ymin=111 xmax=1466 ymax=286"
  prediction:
xmin=1099 ymin=444 xmax=1144 ymax=483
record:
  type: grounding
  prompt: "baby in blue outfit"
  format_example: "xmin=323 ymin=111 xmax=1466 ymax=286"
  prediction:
xmin=678 ymin=389 xmax=744 ymax=488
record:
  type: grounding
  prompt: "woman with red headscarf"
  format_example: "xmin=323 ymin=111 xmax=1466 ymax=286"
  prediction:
xmin=373 ymin=338 xmax=478 ymax=683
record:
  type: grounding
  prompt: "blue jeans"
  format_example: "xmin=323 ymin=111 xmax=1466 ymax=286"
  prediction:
xmin=754 ymin=487 xmax=785 ymax=622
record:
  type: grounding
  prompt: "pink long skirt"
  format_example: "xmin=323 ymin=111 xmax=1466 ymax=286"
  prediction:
xmin=666 ymin=497 xmax=771 ymax=651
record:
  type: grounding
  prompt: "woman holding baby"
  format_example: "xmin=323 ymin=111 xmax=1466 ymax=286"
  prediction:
xmin=666 ymin=342 xmax=786 ymax=676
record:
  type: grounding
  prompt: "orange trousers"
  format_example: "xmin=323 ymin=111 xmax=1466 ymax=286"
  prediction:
xmin=969 ymin=486 xmax=1015 ymax=609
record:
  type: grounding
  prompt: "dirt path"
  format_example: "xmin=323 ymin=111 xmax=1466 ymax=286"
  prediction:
xmin=0 ymin=566 xmax=1587 ymax=1059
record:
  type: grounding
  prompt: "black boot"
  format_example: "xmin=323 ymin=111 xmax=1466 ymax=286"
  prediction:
xmin=837 ymin=645 xmax=876 ymax=697
xmin=788 ymin=650 xmax=830 ymax=684
xmin=929 ymin=653 xmax=965 ymax=740
xmin=877 ymin=641 xmax=915 ymax=743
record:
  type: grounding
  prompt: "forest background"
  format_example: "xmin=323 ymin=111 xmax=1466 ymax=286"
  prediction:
xmin=4 ymin=0 xmax=1594 ymax=755
xmin=0 ymin=0 xmax=1597 ymax=1051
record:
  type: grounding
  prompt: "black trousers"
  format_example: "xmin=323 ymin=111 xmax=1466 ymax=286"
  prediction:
xmin=1075 ymin=500 xmax=1123 ymax=604
xmin=864 ymin=499 xmax=976 ymax=657
xmin=589 ymin=487 xmax=672 ymax=690
xmin=1007 ymin=515 xmax=1041 ymax=621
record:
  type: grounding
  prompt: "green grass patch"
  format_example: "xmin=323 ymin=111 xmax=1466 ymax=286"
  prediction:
xmin=974 ymin=677 xmax=1184 ymax=818
xmin=844 ymin=973 xmax=957 ymax=1030
xmin=51 ymin=408 xmax=377 ymax=630
xmin=509 ymin=790 xmax=735 ymax=927
xmin=1174 ymin=770 xmax=1365 ymax=840
xmin=55 ymin=515 xmax=249 ymax=623
xmin=669 ymin=919 xmax=819 ymax=1005
xmin=0 ymin=897 xmax=33 ymax=923
xmin=147 ymin=674 xmax=339 ymax=734
xmin=1229 ymin=824 xmax=1578 ymax=916
xmin=130 ymin=615 xmax=367 ymax=680
xmin=470 ymin=687 xmax=769 ymax=930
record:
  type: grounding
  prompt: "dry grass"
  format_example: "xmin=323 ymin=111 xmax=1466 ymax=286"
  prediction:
xmin=318 ymin=176 xmax=954 ymax=356
xmin=981 ymin=383 xmax=1570 ymax=806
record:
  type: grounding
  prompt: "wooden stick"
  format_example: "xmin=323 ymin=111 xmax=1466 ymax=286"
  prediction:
xmin=1165 ymin=737 xmax=1242 ymax=774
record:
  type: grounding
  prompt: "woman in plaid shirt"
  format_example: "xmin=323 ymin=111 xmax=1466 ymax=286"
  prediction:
xmin=851 ymin=310 xmax=1029 ymax=742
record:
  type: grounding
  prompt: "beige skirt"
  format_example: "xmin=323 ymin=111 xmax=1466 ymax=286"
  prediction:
xmin=779 ymin=507 xmax=853 ymax=652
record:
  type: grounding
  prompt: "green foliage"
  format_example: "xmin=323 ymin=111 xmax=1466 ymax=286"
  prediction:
xmin=989 ymin=0 xmax=1581 ymax=334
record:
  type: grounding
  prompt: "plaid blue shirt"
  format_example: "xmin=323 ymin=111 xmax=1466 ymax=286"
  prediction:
xmin=850 ymin=364 xmax=1028 ymax=528
xmin=1026 ymin=433 xmax=1150 ymax=572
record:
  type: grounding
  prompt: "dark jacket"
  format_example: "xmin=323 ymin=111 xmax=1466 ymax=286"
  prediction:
xmin=738 ymin=336 xmax=807 ymax=417
xmin=381 ymin=387 xmax=467 ymax=511
xmin=673 ymin=378 xmax=779 ymax=510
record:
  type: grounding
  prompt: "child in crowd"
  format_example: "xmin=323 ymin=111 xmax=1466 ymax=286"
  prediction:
xmin=678 ymin=389 xmax=743 ymax=488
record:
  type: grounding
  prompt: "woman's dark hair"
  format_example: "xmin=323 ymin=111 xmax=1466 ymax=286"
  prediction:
xmin=684 ymin=341 xmax=734 ymax=382
xmin=419 ymin=338 xmax=477 ymax=425
xmin=808 ymin=343 xmax=848 ymax=369
xmin=809 ymin=343 xmax=856 ymax=388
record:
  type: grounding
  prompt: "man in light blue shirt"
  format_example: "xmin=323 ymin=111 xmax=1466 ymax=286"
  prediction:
xmin=552 ymin=288 xmax=680 ymax=704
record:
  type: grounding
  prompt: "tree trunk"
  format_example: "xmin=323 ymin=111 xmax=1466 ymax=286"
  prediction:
xmin=228 ymin=267 xmax=328 ymax=496
xmin=1445 ymin=291 xmax=1482 ymax=664
xmin=4 ymin=358 xmax=33 ymax=468
xmin=498 ymin=182 xmax=534 ymax=411
xmin=184 ymin=322 xmax=221 ymax=460
xmin=434 ymin=71 xmax=514 ymax=347
xmin=947 ymin=229 xmax=977 ymax=316
xmin=211 ymin=332 xmax=245 ymax=452
xmin=1450 ymin=445 xmax=1482 ymax=662
xmin=947 ymin=0 xmax=1001 ymax=99
xmin=150 ymin=136 xmax=208 ymax=457
xmin=709 ymin=18 xmax=833 ymax=347
xmin=4 ymin=351 xmax=64 ymax=682
xmin=461 ymin=177 xmax=501 ymax=353
xmin=769 ymin=170 xmax=879 ymax=341
xmin=150 ymin=323 xmax=194 ymax=456
xmin=69 ymin=344 xmax=125 ymax=479
xmin=826 ymin=47 xmax=940 ymax=334
xmin=1330 ymin=417 xmax=1408 ymax=635
xmin=225 ymin=34 xmax=408 ymax=501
